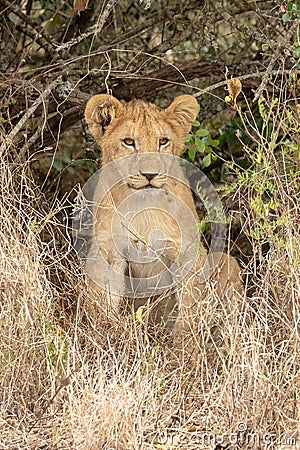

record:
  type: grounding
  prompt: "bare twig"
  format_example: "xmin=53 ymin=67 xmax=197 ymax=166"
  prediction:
xmin=0 ymin=77 xmax=62 ymax=157
xmin=252 ymin=20 xmax=299 ymax=102
xmin=194 ymin=69 xmax=300 ymax=99
xmin=2 ymin=0 xmax=58 ymax=53
xmin=56 ymin=0 xmax=118 ymax=52
xmin=27 ymin=372 xmax=74 ymax=434
xmin=15 ymin=22 xmax=55 ymax=58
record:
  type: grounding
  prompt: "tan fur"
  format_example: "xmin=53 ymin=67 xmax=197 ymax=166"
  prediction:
xmin=84 ymin=94 xmax=243 ymax=334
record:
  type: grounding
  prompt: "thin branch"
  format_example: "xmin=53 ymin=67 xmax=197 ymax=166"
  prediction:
xmin=194 ymin=69 xmax=300 ymax=99
xmin=0 ymin=77 xmax=62 ymax=157
xmin=108 ymin=12 xmax=159 ymax=47
xmin=16 ymin=22 xmax=55 ymax=58
xmin=0 ymin=74 xmax=88 ymax=107
xmin=252 ymin=20 xmax=299 ymax=102
xmin=2 ymin=0 xmax=58 ymax=54
xmin=56 ymin=0 xmax=118 ymax=52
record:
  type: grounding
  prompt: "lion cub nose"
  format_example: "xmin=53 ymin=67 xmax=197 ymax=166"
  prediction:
xmin=140 ymin=172 xmax=158 ymax=182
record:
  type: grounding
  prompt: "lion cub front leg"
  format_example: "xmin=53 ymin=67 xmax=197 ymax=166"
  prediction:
xmin=86 ymin=234 xmax=128 ymax=317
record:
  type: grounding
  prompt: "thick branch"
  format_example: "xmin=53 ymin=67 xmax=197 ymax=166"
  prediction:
xmin=113 ymin=59 xmax=222 ymax=100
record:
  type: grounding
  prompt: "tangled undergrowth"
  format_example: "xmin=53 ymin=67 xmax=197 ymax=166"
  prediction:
xmin=0 ymin=72 xmax=300 ymax=450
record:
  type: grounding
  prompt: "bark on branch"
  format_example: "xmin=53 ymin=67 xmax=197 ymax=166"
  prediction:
xmin=113 ymin=59 xmax=222 ymax=100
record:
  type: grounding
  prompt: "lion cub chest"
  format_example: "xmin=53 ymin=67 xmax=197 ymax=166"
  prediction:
xmin=97 ymin=184 xmax=199 ymax=286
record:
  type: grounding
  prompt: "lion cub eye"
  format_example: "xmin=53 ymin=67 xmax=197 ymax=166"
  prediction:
xmin=159 ymin=137 xmax=169 ymax=149
xmin=122 ymin=138 xmax=135 ymax=148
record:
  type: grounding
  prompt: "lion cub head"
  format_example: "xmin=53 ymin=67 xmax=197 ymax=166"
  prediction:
xmin=85 ymin=94 xmax=198 ymax=190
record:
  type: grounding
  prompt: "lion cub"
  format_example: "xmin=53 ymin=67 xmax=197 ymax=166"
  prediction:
xmin=83 ymin=94 xmax=243 ymax=336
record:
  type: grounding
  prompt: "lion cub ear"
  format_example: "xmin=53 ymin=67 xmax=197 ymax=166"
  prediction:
xmin=165 ymin=95 xmax=199 ymax=134
xmin=85 ymin=94 xmax=122 ymax=143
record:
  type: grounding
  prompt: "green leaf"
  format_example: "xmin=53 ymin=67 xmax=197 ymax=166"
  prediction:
xmin=188 ymin=148 xmax=196 ymax=160
xmin=293 ymin=47 xmax=300 ymax=58
xmin=195 ymin=136 xmax=206 ymax=153
xmin=184 ymin=134 xmax=193 ymax=142
xmin=258 ymin=97 xmax=267 ymax=120
xmin=52 ymin=158 xmax=62 ymax=171
xmin=211 ymin=139 xmax=219 ymax=147
xmin=204 ymin=135 xmax=211 ymax=145
xmin=198 ymin=218 xmax=209 ymax=232
xmin=62 ymin=151 xmax=71 ymax=163
xmin=282 ymin=11 xmax=292 ymax=22
xmin=195 ymin=128 xmax=209 ymax=137
xmin=192 ymin=120 xmax=200 ymax=127
xmin=53 ymin=14 xmax=60 ymax=25
xmin=202 ymin=153 xmax=212 ymax=167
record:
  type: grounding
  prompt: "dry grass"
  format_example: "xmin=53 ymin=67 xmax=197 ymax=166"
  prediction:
xmin=1 ymin=85 xmax=300 ymax=450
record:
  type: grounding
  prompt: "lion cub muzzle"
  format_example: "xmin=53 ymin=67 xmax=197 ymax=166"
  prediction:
xmin=127 ymin=153 xmax=168 ymax=189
